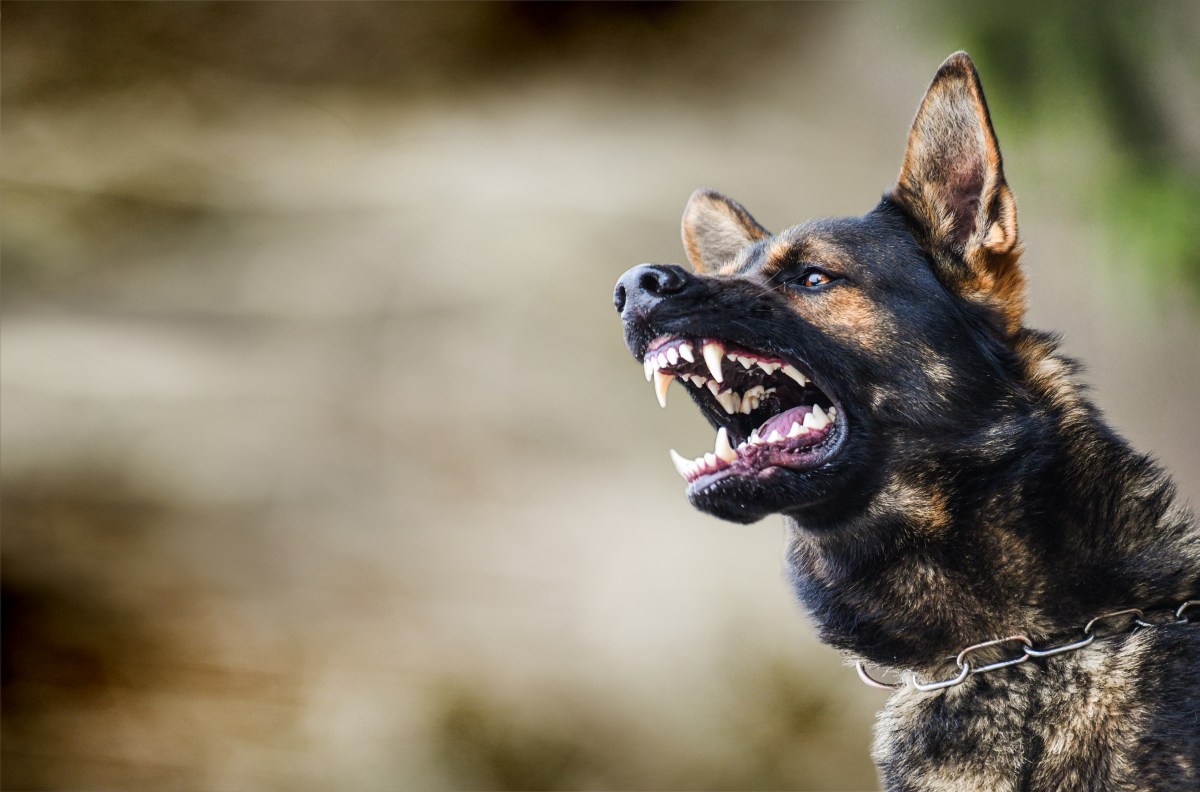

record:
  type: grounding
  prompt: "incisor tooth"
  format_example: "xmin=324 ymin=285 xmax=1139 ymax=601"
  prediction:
xmin=715 ymin=427 xmax=736 ymax=462
xmin=782 ymin=365 xmax=808 ymax=386
xmin=644 ymin=357 xmax=654 ymax=381
xmin=679 ymin=343 xmax=695 ymax=363
xmin=703 ymin=342 xmax=726 ymax=383
xmin=653 ymin=369 xmax=672 ymax=408
xmin=657 ymin=353 xmax=669 ymax=369
xmin=666 ymin=348 xmax=680 ymax=365
xmin=787 ymin=421 xmax=807 ymax=438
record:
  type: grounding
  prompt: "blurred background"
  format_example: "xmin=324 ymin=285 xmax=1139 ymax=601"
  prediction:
xmin=3 ymin=3 xmax=1199 ymax=790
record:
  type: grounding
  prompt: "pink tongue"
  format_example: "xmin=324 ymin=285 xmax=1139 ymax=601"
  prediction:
xmin=758 ymin=405 xmax=815 ymax=439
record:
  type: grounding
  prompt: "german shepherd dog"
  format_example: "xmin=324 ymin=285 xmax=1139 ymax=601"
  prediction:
xmin=614 ymin=53 xmax=1199 ymax=791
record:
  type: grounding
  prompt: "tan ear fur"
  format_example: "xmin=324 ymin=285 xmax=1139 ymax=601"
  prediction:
xmin=681 ymin=188 xmax=770 ymax=274
xmin=890 ymin=52 xmax=1025 ymax=334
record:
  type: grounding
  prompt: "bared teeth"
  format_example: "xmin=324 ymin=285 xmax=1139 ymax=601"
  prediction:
xmin=666 ymin=348 xmax=680 ymax=366
xmin=657 ymin=353 xmax=669 ymax=369
xmin=644 ymin=357 xmax=654 ymax=381
xmin=653 ymin=369 xmax=672 ymax=408
xmin=703 ymin=342 xmax=726 ymax=383
xmin=679 ymin=343 xmax=695 ymax=363
xmin=787 ymin=421 xmax=807 ymax=438
xmin=811 ymin=404 xmax=831 ymax=427
xmin=802 ymin=410 xmax=822 ymax=430
xmin=767 ymin=429 xmax=785 ymax=443
xmin=714 ymin=427 xmax=736 ymax=462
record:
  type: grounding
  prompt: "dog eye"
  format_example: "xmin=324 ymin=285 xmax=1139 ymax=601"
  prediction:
xmin=796 ymin=269 xmax=833 ymax=289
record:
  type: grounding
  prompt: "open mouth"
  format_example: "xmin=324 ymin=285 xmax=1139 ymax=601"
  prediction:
xmin=642 ymin=336 xmax=846 ymax=487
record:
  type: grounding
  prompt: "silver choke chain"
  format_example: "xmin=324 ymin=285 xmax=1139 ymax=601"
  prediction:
xmin=856 ymin=599 xmax=1199 ymax=692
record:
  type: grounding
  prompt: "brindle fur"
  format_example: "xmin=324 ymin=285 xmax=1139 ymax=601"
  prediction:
xmin=616 ymin=52 xmax=1199 ymax=790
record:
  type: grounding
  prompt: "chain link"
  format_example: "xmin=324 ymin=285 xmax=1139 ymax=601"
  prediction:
xmin=856 ymin=599 xmax=1198 ymax=692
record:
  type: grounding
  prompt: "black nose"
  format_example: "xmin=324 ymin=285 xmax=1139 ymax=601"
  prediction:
xmin=613 ymin=263 xmax=692 ymax=316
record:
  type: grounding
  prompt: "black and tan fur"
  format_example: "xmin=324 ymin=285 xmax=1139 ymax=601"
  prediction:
xmin=615 ymin=53 xmax=1199 ymax=790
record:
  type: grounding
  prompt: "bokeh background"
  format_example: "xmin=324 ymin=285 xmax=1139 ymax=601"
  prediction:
xmin=3 ymin=3 xmax=1199 ymax=790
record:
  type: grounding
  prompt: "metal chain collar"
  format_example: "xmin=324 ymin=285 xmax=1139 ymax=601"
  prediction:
xmin=856 ymin=599 xmax=1199 ymax=692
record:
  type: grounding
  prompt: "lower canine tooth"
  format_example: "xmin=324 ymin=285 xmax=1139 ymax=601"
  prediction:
xmin=669 ymin=449 xmax=691 ymax=479
xmin=653 ymin=369 xmax=672 ymax=408
xmin=715 ymin=427 xmax=736 ymax=462
xmin=703 ymin=342 xmax=726 ymax=383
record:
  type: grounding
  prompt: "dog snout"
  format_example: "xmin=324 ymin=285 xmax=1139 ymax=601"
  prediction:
xmin=614 ymin=263 xmax=693 ymax=318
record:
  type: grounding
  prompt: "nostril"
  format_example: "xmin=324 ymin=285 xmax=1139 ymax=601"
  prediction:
xmin=637 ymin=265 xmax=687 ymax=296
xmin=613 ymin=283 xmax=627 ymax=313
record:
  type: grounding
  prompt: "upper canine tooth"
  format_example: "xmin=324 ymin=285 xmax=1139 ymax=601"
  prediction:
xmin=782 ymin=365 xmax=808 ymax=386
xmin=666 ymin=348 xmax=680 ymax=365
xmin=787 ymin=421 xmax=807 ymax=437
xmin=669 ymin=449 xmax=691 ymax=479
xmin=703 ymin=342 xmax=726 ymax=383
xmin=679 ymin=343 xmax=695 ymax=363
xmin=653 ymin=369 xmax=672 ymax=408
xmin=714 ymin=427 xmax=736 ymax=462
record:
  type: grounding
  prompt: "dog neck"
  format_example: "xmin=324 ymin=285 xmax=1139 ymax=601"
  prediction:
xmin=783 ymin=353 xmax=1200 ymax=671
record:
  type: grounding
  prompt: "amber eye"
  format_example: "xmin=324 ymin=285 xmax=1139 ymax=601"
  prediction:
xmin=798 ymin=269 xmax=832 ymax=289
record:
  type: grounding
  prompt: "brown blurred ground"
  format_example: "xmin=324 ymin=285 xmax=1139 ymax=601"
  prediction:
xmin=3 ymin=3 xmax=1199 ymax=791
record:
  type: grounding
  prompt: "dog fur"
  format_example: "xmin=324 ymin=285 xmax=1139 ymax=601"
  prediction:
xmin=615 ymin=52 xmax=1199 ymax=791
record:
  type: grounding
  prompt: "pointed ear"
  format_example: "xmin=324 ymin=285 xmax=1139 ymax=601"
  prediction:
xmin=890 ymin=52 xmax=1025 ymax=333
xmin=681 ymin=188 xmax=770 ymax=273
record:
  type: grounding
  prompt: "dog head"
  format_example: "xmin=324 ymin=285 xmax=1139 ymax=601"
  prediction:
xmin=615 ymin=52 xmax=1033 ymax=526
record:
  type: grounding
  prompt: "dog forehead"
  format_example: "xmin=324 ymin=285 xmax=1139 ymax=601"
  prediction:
xmin=750 ymin=215 xmax=917 ymax=279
